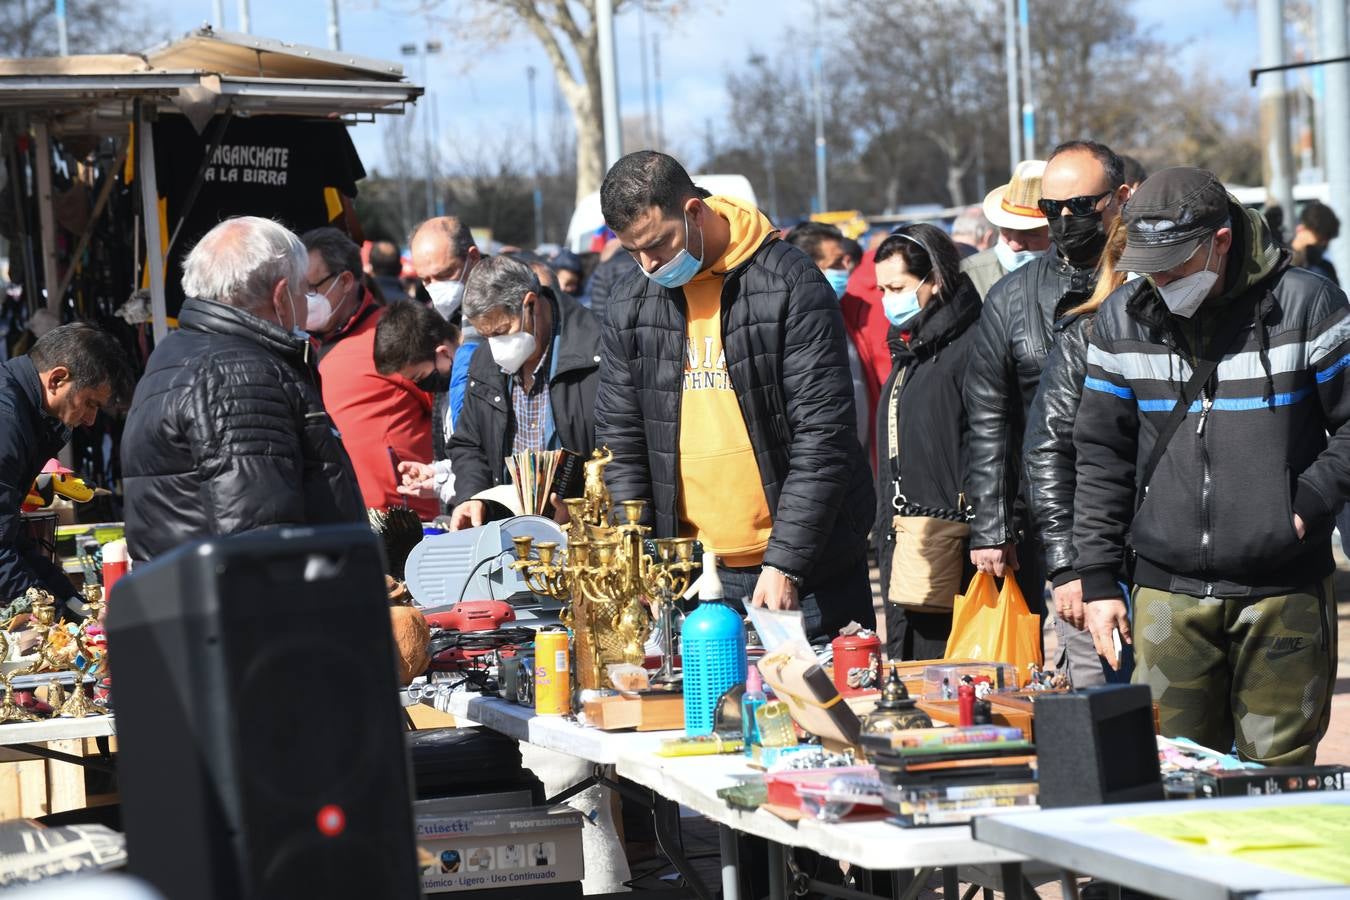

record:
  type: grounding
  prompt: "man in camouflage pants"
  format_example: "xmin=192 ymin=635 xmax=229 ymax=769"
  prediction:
xmin=1072 ymin=168 xmax=1343 ymax=765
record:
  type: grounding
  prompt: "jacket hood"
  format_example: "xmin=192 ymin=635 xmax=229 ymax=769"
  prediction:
xmin=547 ymin=287 xmax=604 ymax=378
xmin=890 ymin=273 xmax=983 ymax=362
xmin=3 ymin=356 xmax=69 ymax=449
xmin=1220 ymin=199 xmax=1286 ymax=301
xmin=703 ymin=195 xmax=777 ymax=276
xmin=179 ymin=297 xmax=314 ymax=367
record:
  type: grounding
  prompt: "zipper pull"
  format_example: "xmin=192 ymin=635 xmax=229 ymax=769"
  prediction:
xmin=1195 ymin=395 xmax=1213 ymax=436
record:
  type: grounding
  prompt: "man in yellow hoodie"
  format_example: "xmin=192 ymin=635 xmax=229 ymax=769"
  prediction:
xmin=595 ymin=151 xmax=875 ymax=639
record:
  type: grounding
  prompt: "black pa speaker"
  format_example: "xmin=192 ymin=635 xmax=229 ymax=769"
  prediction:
xmin=1034 ymin=684 xmax=1164 ymax=808
xmin=106 ymin=525 xmax=420 ymax=900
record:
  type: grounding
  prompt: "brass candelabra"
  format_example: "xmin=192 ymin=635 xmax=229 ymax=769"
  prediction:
xmin=511 ymin=448 xmax=700 ymax=691
xmin=0 ymin=586 xmax=108 ymax=724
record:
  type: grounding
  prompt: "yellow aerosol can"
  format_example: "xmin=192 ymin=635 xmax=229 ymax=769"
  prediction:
xmin=534 ymin=628 xmax=571 ymax=716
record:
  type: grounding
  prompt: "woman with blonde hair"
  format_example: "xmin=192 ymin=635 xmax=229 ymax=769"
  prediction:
xmin=1022 ymin=218 xmax=1130 ymax=683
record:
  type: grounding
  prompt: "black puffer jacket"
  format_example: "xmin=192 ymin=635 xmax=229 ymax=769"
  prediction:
xmin=449 ymin=288 xmax=602 ymax=503
xmin=0 ymin=356 xmax=79 ymax=604
xmin=964 ymin=253 xmax=1100 ymax=547
xmin=595 ymin=236 xmax=874 ymax=582
xmin=122 ymin=298 xmax=365 ymax=562
xmin=874 ymin=277 xmax=983 ymax=601
xmin=1023 ymin=312 xmax=1093 ymax=586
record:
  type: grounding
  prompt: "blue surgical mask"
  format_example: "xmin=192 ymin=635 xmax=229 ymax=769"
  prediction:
xmin=993 ymin=240 xmax=1045 ymax=273
xmin=824 ymin=267 xmax=850 ymax=298
xmin=643 ymin=213 xmax=704 ymax=289
xmin=882 ymin=276 xmax=926 ymax=326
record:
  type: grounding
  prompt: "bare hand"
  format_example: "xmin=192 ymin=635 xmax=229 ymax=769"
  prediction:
xmin=1294 ymin=513 xmax=1306 ymax=540
xmin=397 ymin=460 xmax=438 ymax=499
xmin=448 ymin=500 xmax=486 ymax=531
xmin=549 ymin=493 xmax=570 ymax=525
xmin=750 ymin=568 xmax=800 ymax=611
xmin=1053 ymin=579 xmax=1086 ymax=631
xmin=970 ymin=543 xmax=1019 ymax=577
xmin=1085 ymin=599 xmax=1132 ymax=671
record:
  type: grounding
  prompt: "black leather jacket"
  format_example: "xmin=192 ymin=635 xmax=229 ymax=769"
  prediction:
xmin=122 ymin=298 xmax=365 ymax=561
xmin=963 ymin=253 xmax=1099 ymax=547
xmin=1023 ymin=312 xmax=1093 ymax=585
xmin=595 ymin=236 xmax=874 ymax=584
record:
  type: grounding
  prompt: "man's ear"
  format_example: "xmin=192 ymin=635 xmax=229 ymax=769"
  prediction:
xmin=44 ymin=366 xmax=70 ymax=393
xmin=270 ymin=277 xmax=294 ymax=327
xmin=1215 ymin=226 xmax=1234 ymax=257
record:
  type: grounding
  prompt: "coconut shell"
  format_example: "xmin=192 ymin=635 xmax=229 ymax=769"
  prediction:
xmin=390 ymin=604 xmax=430 ymax=685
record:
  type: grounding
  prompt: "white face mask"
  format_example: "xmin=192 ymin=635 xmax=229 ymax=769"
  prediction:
xmin=487 ymin=302 xmax=538 ymax=374
xmin=1155 ymin=239 xmax=1219 ymax=318
xmin=305 ymin=277 xmax=340 ymax=332
xmin=993 ymin=239 xmax=1045 ymax=273
xmin=426 ymin=279 xmax=464 ymax=320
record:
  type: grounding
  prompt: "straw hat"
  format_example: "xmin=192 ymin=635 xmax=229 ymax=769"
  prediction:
xmin=983 ymin=160 xmax=1048 ymax=231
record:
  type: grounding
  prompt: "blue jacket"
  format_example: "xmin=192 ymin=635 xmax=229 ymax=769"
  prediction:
xmin=0 ymin=356 xmax=77 ymax=604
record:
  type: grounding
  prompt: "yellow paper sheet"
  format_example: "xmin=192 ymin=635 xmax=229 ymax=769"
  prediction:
xmin=1116 ymin=805 xmax=1350 ymax=885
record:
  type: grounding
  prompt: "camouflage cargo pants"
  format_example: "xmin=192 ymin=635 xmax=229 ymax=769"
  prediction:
xmin=1132 ymin=579 xmax=1337 ymax=766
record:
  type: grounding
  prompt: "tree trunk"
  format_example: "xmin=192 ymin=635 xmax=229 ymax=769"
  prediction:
xmin=946 ymin=164 xmax=967 ymax=208
xmin=573 ymin=104 xmax=605 ymax=202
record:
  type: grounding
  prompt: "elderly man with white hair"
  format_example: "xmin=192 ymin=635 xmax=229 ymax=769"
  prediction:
xmin=121 ymin=216 xmax=365 ymax=562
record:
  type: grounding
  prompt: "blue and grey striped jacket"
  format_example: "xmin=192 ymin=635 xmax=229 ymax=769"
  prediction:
xmin=1072 ymin=218 xmax=1350 ymax=601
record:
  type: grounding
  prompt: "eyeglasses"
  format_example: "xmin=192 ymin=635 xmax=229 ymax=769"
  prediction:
xmin=1037 ymin=190 xmax=1112 ymax=218
xmin=307 ymin=271 xmax=338 ymax=293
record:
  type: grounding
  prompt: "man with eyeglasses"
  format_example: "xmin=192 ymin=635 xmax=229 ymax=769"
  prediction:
xmin=1073 ymin=167 xmax=1344 ymax=764
xmin=303 ymin=227 xmax=439 ymax=519
xmin=964 ymin=140 xmax=1130 ymax=684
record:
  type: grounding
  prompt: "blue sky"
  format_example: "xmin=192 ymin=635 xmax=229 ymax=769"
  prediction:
xmin=152 ymin=0 xmax=1263 ymax=176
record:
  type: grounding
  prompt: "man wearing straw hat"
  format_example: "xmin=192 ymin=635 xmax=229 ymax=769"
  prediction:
xmin=961 ymin=160 xmax=1052 ymax=300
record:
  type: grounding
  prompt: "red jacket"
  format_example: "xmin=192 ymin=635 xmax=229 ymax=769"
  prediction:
xmin=319 ymin=293 xmax=438 ymax=519
xmin=841 ymin=250 xmax=892 ymax=466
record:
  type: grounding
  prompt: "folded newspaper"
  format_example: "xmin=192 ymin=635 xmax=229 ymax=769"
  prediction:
xmin=0 ymin=820 xmax=126 ymax=887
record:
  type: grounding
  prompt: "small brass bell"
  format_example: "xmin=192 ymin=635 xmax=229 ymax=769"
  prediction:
xmin=862 ymin=664 xmax=933 ymax=735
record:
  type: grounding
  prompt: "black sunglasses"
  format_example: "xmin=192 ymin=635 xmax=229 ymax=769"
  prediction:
xmin=1038 ymin=190 xmax=1112 ymax=218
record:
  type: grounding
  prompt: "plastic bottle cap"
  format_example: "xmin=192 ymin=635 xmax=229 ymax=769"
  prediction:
xmin=746 ymin=663 xmax=762 ymax=693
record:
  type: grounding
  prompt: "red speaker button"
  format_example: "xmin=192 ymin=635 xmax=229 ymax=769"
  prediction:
xmin=316 ymin=804 xmax=346 ymax=837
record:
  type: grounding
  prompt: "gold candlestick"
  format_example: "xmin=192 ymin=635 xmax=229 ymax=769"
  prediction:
xmin=512 ymin=447 xmax=701 ymax=691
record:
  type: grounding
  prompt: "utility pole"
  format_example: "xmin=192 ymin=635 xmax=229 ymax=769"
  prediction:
xmin=812 ymin=0 xmax=828 ymax=213
xmin=237 ymin=0 xmax=250 ymax=33
xmin=1259 ymin=0 xmax=1296 ymax=234
xmin=653 ymin=34 xmax=665 ymax=150
xmin=596 ymin=0 xmax=622 ymax=168
xmin=1321 ymin=0 xmax=1350 ymax=282
xmin=528 ymin=66 xmax=545 ymax=249
xmin=1017 ymin=0 xmax=1035 ymax=159
xmin=55 ymin=0 xmax=68 ymax=55
xmin=327 ymin=0 xmax=341 ymax=51
xmin=1005 ymin=0 xmax=1020 ymax=170
xmin=638 ymin=4 xmax=652 ymax=146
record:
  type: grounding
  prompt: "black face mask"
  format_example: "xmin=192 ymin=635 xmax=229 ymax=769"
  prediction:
xmin=416 ymin=368 xmax=452 ymax=393
xmin=1047 ymin=211 xmax=1107 ymax=268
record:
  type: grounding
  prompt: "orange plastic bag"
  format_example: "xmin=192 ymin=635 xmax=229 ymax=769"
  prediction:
xmin=943 ymin=572 xmax=1043 ymax=671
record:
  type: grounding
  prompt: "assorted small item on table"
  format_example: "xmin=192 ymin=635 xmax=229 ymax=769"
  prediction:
xmin=0 ymin=585 xmax=107 ymax=723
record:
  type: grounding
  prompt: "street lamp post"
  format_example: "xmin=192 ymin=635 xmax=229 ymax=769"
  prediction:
xmin=528 ymin=65 xmax=545 ymax=249
xmin=402 ymin=40 xmax=442 ymax=221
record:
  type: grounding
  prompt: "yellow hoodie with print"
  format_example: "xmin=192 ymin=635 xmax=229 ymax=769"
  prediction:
xmin=678 ymin=196 xmax=775 ymax=567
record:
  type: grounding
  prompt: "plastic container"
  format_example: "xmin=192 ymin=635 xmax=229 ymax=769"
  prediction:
xmin=741 ymin=664 xmax=767 ymax=758
xmin=681 ymin=555 xmax=747 ymax=735
xmin=921 ymin=662 xmax=1018 ymax=700
xmin=831 ymin=631 xmax=881 ymax=695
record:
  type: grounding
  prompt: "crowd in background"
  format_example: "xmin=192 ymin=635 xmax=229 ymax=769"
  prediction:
xmin=1 ymin=140 xmax=1345 ymax=771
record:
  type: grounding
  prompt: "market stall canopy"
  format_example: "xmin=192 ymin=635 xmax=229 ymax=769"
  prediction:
xmin=0 ymin=28 xmax=422 ymax=132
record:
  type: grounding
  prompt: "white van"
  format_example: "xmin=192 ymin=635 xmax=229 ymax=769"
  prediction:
xmin=565 ymin=174 xmax=759 ymax=253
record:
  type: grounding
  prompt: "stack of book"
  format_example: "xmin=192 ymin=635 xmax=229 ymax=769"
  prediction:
xmin=863 ymin=725 xmax=1038 ymax=826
